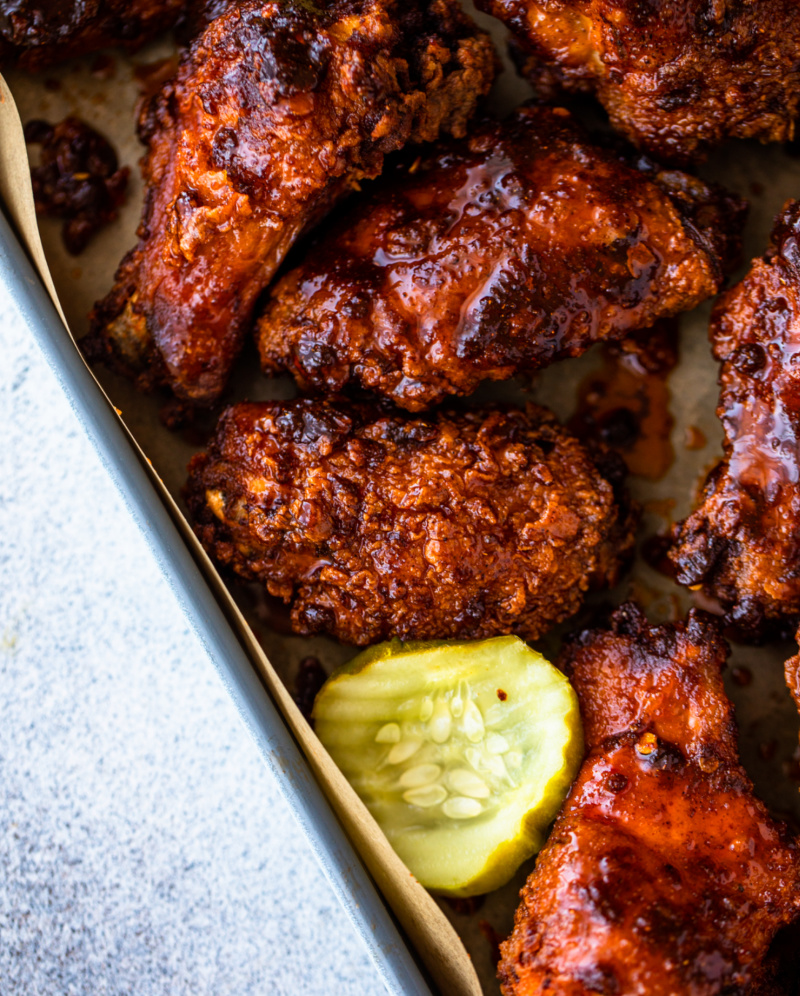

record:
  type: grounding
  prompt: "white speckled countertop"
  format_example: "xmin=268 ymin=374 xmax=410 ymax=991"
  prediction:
xmin=0 ymin=283 xmax=380 ymax=994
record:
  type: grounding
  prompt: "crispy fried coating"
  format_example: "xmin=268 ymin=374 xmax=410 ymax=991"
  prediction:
xmin=476 ymin=0 xmax=800 ymax=164
xmin=82 ymin=0 xmax=496 ymax=405
xmin=669 ymin=202 xmax=800 ymax=640
xmin=257 ymin=105 xmax=745 ymax=411
xmin=0 ymin=0 xmax=187 ymax=71
xmin=185 ymin=399 xmax=635 ymax=645
xmin=499 ymin=604 xmax=800 ymax=996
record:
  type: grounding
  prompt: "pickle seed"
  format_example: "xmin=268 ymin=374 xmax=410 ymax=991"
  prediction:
xmin=443 ymin=796 xmax=483 ymax=819
xmin=403 ymin=784 xmax=448 ymax=808
xmin=375 ymin=722 xmax=401 ymax=744
xmin=465 ymin=746 xmax=483 ymax=772
xmin=462 ymin=699 xmax=485 ymax=742
xmin=430 ymin=697 xmax=453 ymax=743
xmin=483 ymin=754 xmax=508 ymax=780
xmin=447 ymin=768 xmax=490 ymax=799
xmin=419 ymin=696 xmax=434 ymax=721
xmin=451 ymin=680 xmax=467 ymax=718
xmin=400 ymin=763 xmax=442 ymax=789
xmin=486 ymin=733 xmax=510 ymax=755
xmin=505 ymin=750 xmax=522 ymax=769
xmin=388 ymin=738 xmax=423 ymax=764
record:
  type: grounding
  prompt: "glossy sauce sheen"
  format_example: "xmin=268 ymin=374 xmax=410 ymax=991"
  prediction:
xmin=83 ymin=0 xmax=496 ymax=403
xmin=258 ymin=104 xmax=744 ymax=411
xmin=499 ymin=605 xmax=800 ymax=996
xmin=477 ymin=0 xmax=800 ymax=163
xmin=670 ymin=202 xmax=800 ymax=638
xmin=184 ymin=398 xmax=635 ymax=646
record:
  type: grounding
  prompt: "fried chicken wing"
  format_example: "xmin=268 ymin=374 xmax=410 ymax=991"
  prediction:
xmin=476 ymin=0 xmax=800 ymax=164
xmin=257 ymin=104 xmax=744 ymax=411
xmin=669 ymin=202 xmax=800 ymax=640
xmin=0 ymin=0 xmax=188 ymax=71
xmin=499 ymin=604 xmax=800 ymax=996
xmin=82 ymin=0 xmax=496 ymax=405
xmin=185 ymin=398 xmax=635 ymax=645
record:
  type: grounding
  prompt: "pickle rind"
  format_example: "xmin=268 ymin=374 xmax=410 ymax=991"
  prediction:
xmin=313 ymin=635 xmax=583 ymax=897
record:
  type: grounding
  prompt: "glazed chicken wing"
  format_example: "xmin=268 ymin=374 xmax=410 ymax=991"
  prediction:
xmin=499 ymin=604 xmax=800 ymax=996
xmin=476 ymin=0 xmax=800 ymax=163
xmin=669 ymin=202 xmax=800 ymax=639
xmin=83 ymin=0 xmax=495 ymax=404
xmin=0 ymin=0 xmax=188 ymax=71
xmin=257 ymin=104 xmax=744 ymax=411
xmin=185 ymin=399 xmax=635 ymax=646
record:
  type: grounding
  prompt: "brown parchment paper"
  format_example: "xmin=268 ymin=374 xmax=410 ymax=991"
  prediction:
xmin=2 ymin=5 xmax=800 ymax=991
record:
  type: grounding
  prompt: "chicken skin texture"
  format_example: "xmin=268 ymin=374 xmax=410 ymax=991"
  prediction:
xmin=499 ymin=604 xmax=800 ymax=996
xmin=0 ymin=0 xmax=187 ymax=71
xmin=669 ymin=202 xmax=800 ymax=640
xmin=476 ymin=0 xmax=800 ymax=164
xmin=82 ymin=0 xmax=496 ymax=405
xmin=257 ymin=104 xmax=745 ymax=411
xmin=185 ymin=399 xmax=635 ymax=646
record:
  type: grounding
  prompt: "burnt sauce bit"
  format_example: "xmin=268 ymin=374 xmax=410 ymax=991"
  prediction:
xmin=571 ymin=321 xmax=679 ymax=480
xmin=24 ymin=116 xmax=129 ymax=255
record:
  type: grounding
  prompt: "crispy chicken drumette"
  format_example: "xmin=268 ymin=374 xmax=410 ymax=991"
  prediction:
xmin=476 ymin=0 xmax=800 ymax=164
xmin=185 ymin=398 xmax=635 ymax=646
xmin=0 ymin=0 xmax=188 ymax=71
xmin=499 ymin=604 xmax=800 ymax=996
xmin=669 ymin=202 xmax=800 ymax=640
xmin=257 ymin=104 xmax=744 ymax=411
xmin=83 ymin=0 xmax=495 ymax=405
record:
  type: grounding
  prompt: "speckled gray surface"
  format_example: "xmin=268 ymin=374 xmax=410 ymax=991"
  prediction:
xmin=0 ymin=283 xmax=380 ymax=994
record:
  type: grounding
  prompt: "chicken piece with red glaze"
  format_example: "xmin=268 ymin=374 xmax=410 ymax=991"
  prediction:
xmin=82 ymin=0 xmax=496 ymax=405
xmin=499 ymin=603 xmax=800 ymax=996
xmin=669 ymin=202 xmax=800 ymax=640
xmin=257 ymin=104 xmax=745 ymax=412
xmin=476 ymin=0 xmax=800 ymax=164
xmin=0 ymin=0 xmax=188 ymax=71
xmin=185 ymin=398 xmax=635 ymax=646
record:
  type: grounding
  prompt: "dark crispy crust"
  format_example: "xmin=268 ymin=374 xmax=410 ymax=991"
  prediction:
xmin=257 ymin=104 xmax=745 ymax=411
xmin=185 ymin=398 xmax=635 ymax=645
xmin=499 ymin=604 xmax=800 ymax=996
xmin=0 ymin=0 xmax=187 ymax=71
xmin=476 ymin=0 xmax=800 ymax=164
xmin=82 ymin=0 xmax=496 ymax=404
xmin=669 ymin=202 xmax=800 ymax=639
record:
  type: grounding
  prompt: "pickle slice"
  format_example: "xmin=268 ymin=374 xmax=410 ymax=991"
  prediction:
xmin=312 ymin=636 xmax=583 ymax=897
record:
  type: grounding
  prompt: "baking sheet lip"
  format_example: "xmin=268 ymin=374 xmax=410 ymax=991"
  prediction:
xmin=0 ymin=207 xmax=435 ymax=996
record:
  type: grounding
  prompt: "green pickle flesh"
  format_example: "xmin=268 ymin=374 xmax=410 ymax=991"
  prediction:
xmin=312 ymin=636 xmax=583 ymax=897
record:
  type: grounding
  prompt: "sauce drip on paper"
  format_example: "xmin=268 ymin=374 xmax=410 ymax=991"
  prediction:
xmin=571 ymin=321 xmax=678 ymax=480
